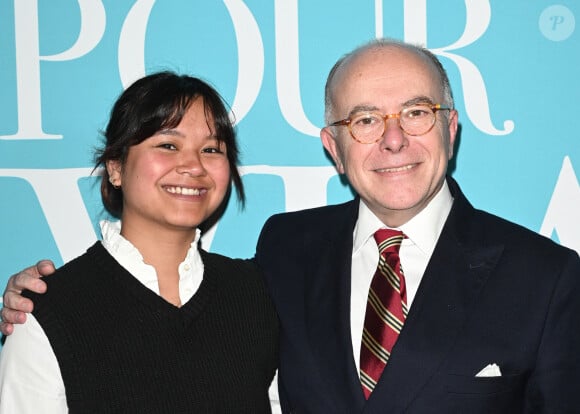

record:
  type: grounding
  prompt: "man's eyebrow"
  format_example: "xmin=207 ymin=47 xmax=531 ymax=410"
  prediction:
xmin=347 ymin=96 xmax=436 ymax=117
xmin=348 ymin=105 xmax=380 ymax=117
xmin=402 ymin=96 xmax=435 ymax=107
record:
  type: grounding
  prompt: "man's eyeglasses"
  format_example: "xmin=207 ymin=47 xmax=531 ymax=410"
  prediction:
xmin=328 ymin=104 xmax=451 ymax=144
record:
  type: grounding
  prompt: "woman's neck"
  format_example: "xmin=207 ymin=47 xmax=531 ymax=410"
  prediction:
xmin=120 ymin=219 xmax=198 ymax=307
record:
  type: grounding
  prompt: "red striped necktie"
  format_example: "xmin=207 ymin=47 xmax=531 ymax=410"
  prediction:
xmin=360 ymin=229 xmax=407 ymax=399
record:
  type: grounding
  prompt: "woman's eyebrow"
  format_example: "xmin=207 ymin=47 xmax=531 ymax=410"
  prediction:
xmin=157 ymin=128 xmax=183 ymax=137
xmin=157 ymin=129 xmax=219 ymax=142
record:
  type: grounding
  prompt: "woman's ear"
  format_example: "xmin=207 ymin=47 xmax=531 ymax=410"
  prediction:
xmin=106 ymin=160 xmax=122 ymax=187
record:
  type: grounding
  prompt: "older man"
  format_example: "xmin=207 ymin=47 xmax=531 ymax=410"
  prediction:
xmin=255 ymin=39 xmax=580 ymax=413
xmin=3 ymin=39 xmax=580 ymax=413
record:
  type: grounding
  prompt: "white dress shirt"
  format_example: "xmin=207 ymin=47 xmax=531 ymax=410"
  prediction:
xmin=350 ymin=181 xmax=454 ymax=371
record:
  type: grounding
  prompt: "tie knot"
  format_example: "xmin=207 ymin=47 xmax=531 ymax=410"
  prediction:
xmin=373 ymin=229 xmax=404 ymax=255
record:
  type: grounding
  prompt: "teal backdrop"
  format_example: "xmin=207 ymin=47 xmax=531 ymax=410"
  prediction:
xmin=1 ymin=1 xmax=579 ymax=309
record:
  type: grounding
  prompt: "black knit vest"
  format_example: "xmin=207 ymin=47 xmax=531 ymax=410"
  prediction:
xmin=26 ymin=242 xmax=279 ymax=413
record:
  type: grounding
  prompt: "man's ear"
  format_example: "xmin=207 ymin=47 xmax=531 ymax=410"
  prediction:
xmin=106 ymin=160 xmax=122 ymax=187
xmin=321 ymin=127 xmax=345 ymax=174
xmin=447 ymin=109 xmax=459 ymax=160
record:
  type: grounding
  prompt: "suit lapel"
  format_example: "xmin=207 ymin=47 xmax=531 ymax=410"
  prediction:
xmin=364 ymin=178 xmax=505 ymax=412
xmin=304 ymin=200 xmax=367 ymax=409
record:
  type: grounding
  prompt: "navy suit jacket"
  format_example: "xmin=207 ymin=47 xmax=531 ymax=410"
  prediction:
xmin=256 ymin=177 xmax=580 ymax=413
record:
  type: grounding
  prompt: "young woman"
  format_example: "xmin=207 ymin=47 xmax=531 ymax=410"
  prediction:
xmin=0 ymin=72 xmax=278 ymax=413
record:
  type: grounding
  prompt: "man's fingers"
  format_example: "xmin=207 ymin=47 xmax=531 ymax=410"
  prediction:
xmin=1 ymin=307 xmax=27 ymax=325
xmin=0 ymin=306 xmax=28 ymax=335
xmin=0 ymin=264 xmax=50 ymax=337
xmin=8 ymin=268 xmax=47 ymax=294
xmin=36 ymin=260 xmax=56 ymax=277
xmin=3 ymin=271 xmax=41 ymax=316
xmin=3 ymin=288 xmax=34 ymax=313
xmin=0 ymin=320 xmax=15 ymax=336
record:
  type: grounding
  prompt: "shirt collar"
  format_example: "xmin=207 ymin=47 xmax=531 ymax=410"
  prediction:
xmin=99 ymin=220 xmax=202 ymax=294
xmin=353 ymin=180 xmax=454 ymax=255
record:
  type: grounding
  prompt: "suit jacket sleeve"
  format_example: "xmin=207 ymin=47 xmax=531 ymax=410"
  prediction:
xmin=524 ymin=248 xmax=580 ymax=412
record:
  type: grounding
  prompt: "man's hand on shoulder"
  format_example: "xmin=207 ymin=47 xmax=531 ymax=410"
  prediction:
xmin=0 ymin=260 xmax=54 ymax=335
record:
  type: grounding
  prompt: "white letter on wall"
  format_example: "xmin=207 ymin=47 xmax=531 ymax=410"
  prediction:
xmin=119 ymin=0 xmax=263 ymax=122
xmin=274 ymin=0 xmax=319 ymax=136
xmin=0 ymin=168 xmax=98 ymax=261
xmin=540 ymin=156 xmax=580 ymax=254
xmin=118 ymin=0 xmax=156 ymax=88
xmin=223 ymin=0 xmax=264 ymax=124
xmin=403 ymin=0 xmax=514 ymax=136
xmin=2 ymin=0 xmax=106 ymax=140
xmin=200 ymin=166 xmax=337 ymax=249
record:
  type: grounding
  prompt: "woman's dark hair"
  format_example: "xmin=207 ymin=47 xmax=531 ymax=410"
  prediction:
xmin=95 ymin=71 xmax=244 ymax=221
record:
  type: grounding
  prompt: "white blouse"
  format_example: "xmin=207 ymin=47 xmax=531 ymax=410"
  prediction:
xmin=0 ymin=220 xmax=203 ymax=414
